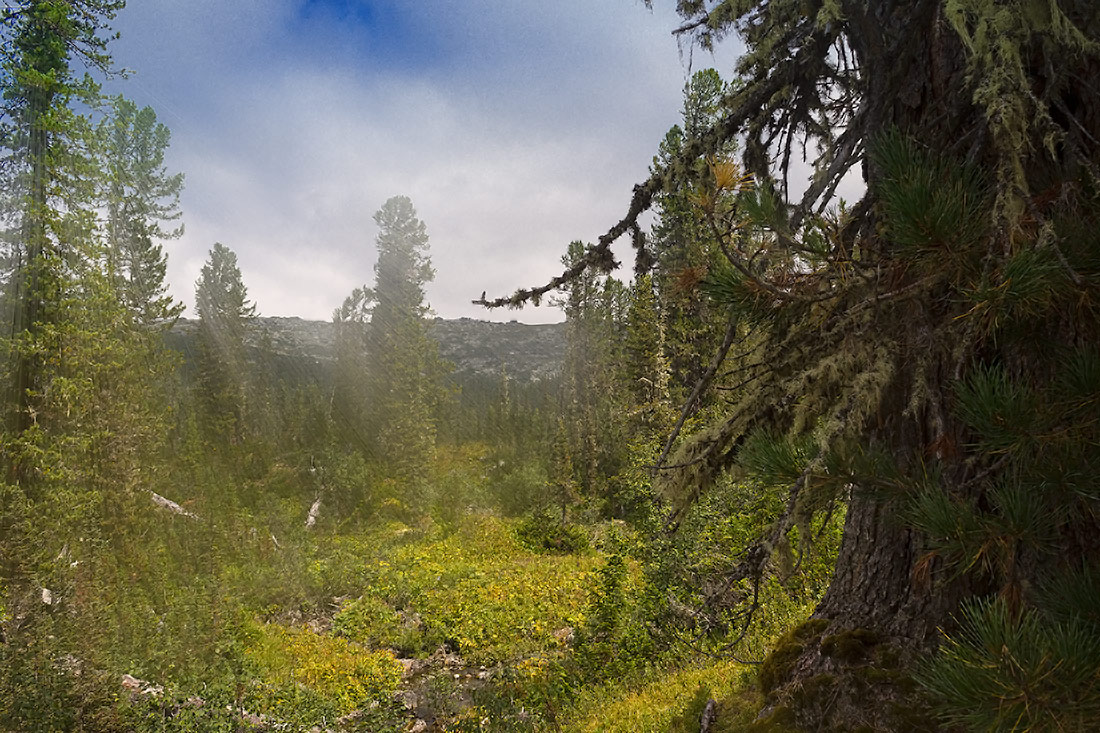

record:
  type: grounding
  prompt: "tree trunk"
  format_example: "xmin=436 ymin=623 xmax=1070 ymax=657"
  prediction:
xmin=9 ymin=79 xmax=54 ymax=458
xmin=756 ymin=2 xmax=1100 ymax=728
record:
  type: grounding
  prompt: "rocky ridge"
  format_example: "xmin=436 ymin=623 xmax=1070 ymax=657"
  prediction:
xmin=167 ymin=316 xmax=565 ymax=382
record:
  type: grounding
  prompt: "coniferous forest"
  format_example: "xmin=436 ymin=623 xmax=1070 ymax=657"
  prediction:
xmin=2 ymin=2 xmax=1099 ymax=731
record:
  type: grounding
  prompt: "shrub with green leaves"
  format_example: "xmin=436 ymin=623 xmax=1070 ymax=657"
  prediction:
xmin=516 ymin=509 xmax=590 ymax=554
xmin=242 ymin=620 xmax=403 ymax=716
xmin=345 ymin=516 xmax=598 ymax=664
xmin=332 ymin=595 xmax=416 ymax=653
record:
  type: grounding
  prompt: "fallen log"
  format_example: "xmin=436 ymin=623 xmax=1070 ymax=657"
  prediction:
xmin=305 ymin=496 xmax=322 ymax=528
xmin=149 ymin=491 xmax=198 ymax=519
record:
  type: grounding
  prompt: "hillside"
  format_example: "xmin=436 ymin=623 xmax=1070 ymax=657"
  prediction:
xmin=166 ymin=316 xmax=566 ymax=383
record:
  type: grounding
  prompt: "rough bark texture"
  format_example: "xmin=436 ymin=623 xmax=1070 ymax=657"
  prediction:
xmin=818 ymin=499 xmax=943 ymax=643
xmin=757 ymin=1 xmax=1100 ymax=729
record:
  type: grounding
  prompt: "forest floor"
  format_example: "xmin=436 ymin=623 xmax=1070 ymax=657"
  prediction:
xmin=4 ymin=446 xmax=813 ymax=732
xmin=110 ymin=511 xmax=775 ymax=731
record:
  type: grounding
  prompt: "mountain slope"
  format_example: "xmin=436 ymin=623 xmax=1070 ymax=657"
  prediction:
xmin=166 ymin=316 xmax=565 ymax=383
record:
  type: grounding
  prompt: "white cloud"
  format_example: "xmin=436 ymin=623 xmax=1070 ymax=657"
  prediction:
xmin=107 ymin=1 xmax=745 ymax=323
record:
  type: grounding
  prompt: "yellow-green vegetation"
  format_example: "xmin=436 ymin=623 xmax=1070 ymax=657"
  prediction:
xmin=563 ymin=661 xmax=751 ymax=733
xmin=334 ymin=515 xmax=601 ymax=664
xmin=242 ymin=620 xmax=403 ymax=716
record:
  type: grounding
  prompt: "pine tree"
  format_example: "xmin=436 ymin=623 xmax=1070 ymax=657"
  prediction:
xmin=333 ymin=196 xmax=445 ymax=482
xmin=660 ymin=5 xmax=1100 ymax=729
xmin=100 ymin=95 xmax=184 ymax=326
xmin=194 ymin=242 xmax=256 ymax=441
xmin=489 ymin=1 xmax=1100 ymax=727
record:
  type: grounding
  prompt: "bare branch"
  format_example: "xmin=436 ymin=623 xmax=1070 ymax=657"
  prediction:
xmin=475 ymin=70 xmax=793 ymax=309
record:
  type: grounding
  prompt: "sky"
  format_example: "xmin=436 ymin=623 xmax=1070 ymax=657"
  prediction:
xmin=106 ymin=1 xmax=743 ymax=324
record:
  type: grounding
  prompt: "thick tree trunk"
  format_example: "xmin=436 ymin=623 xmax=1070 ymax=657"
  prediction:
xmin=816 ymin=498 xmax=950 ymax=644
xmin=755 ymin=2 xmax=1087 ymax=728
xmin=753 ymin=0 xmax=1100 ymax=726
xmin=10 ymin=85 xmax=51 ymax=442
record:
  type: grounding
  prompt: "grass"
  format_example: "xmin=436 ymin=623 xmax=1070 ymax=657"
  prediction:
xmin=242 ymin=620 xmax=403 ymax=716
xmin=562 ymin=660 xmax=755 ymax=733
xmin=334 ymin=514 xmax=600 ymax=664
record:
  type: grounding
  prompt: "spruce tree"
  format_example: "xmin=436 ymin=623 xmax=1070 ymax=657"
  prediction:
xmin=194 ymin=242 xmax=256 ymax=441
xmin=100 ymin=95 xmax=184 ymax=326
xmin=624 ymin=273 xmax=671 ymax=431
xmin=650 ymin=69 xmax=733 ymax=400
xmin=0 ymin=0 xmax=126 ymax=438
xmin=334 ymin=196 xmax=445 ymax=482
xmin=554 ymin=241 xmax=628 ymax=509
xmin=0 ymin=8 xmax=189 ymax=723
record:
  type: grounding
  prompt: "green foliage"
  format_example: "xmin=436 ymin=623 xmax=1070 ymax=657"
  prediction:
xmin=332 ymin=196 xmax=447 ymax=481
xmin=100 ymin=95 xmax=185 ymax=326
xmin=583 ymin=545 xmax=627 ymax=641
xmin=332 ymin=595 xmax=414 ymax=652
xmin=344 ymin=516 xmax=597 ymax=665
xmin=701 ymin=257 xmax=775 ymax=325
xmin=242 ymin=620 xmax=403 ymax=716
xmin=1036 ymin=563 xmax=1100 ymax=627
xmin=872 ymin=130 xmax=991 ymax=274
xmin=967 ymin=246 xmax=1071 ymax=329
xmin=650 ymin=69 xmax=733 ymax=400
xmin=562 ymin=660 xmax=749 ymax=733
xmin=194 ymin=242 xmax=257 ymax=441
xmin=517 ymin=509 xmax=590 ymax=554
xmin=919 ymin=598 xmax=1100 ymax=731
xmin=623 ymin=273 xmax=673 ymax=431
xmin=488 ymin=457 xmax=549 ymax=517
xmin=322 ymin=448 xmax=387 ymax=519
xmin=554 ymin=240 xmax=629 ymax=509
xmin=736 ymin=430 xmax=812 ymax=487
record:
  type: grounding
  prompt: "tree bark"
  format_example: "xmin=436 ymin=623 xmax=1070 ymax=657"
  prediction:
xmin=10 ymin=83 xmax=51 ymax=442
xmin=757 ymin=2 xmax=1100 ymax=728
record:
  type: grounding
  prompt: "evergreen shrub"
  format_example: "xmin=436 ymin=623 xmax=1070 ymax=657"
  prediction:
xmin=516 ymin=509 xmax=590 ymax=554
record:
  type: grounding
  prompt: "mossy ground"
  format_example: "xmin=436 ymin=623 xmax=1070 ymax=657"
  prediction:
xmin=2 ymin=448 xmax=833 ymax=732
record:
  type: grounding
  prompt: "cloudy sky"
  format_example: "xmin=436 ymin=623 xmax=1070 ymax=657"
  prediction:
xmin=106 ymin=1 xmax=742 ymax=324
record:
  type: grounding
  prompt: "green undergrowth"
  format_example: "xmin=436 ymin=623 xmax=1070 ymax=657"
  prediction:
xmin=1 ymin=443 xmax=834 ymax=732
xmin=241 ymin=620 xmax=403 ymax=716
xmin=562 ymin=660 xmax=758 ymax=733
xmin=333 ymin=514 xmax=604 ymax=664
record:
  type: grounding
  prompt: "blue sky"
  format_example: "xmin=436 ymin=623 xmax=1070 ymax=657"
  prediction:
xmin=106 ymin=1 xmax=742 ymax=322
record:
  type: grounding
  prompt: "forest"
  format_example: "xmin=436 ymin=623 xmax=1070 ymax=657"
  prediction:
xmin=1 ymin=1 xmax=1099 ymax=731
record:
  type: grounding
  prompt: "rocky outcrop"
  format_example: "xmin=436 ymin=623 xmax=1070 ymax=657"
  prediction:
xmin=166 ymin=316 xmax=564 ymax=383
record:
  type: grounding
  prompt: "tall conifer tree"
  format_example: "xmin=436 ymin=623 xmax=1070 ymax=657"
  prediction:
xmin=650 ymin=69 xmax=733 ymax=399
xmin=194 ymin=242 xmax=256 ymax=441
xmin=100 ymin=95 xmax=184 ymax=326
xmin=0 ymin=0 xmax=125 ymax=438
xmin=334 ymin=196 xmax=445 ymax=481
